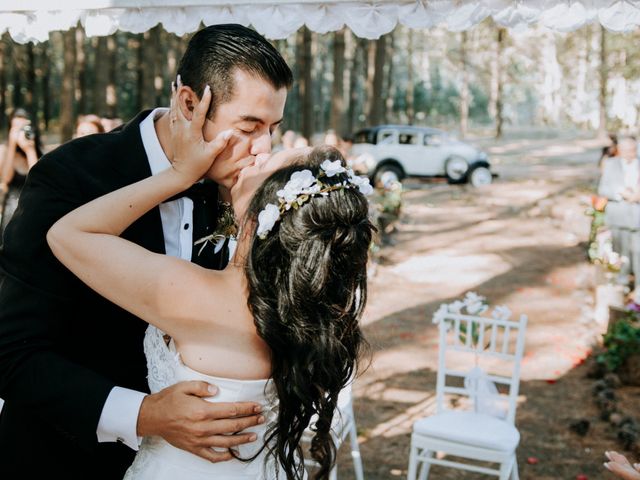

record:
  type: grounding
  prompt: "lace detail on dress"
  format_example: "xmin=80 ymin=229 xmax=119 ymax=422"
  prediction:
xmin=143 ymin=325 xmax=179 ymax=393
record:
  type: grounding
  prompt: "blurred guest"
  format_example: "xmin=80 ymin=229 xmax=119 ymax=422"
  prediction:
xmin=293 ymin=135 xmax=309 ymax=148
xmin=0 ymin=108 xmax=43 ymax=235
xmin=74 ymin=114 xmax=105 ymax=138
xmin=100 ymin=117 xmax=124 ymax=132
xmin=281 ymin=129 xmax=296 ymax=150
xmin=339 ymin=134 xmax=354 ymax=160
xmin=324 ymin=129 xmax=339 ymax=147
xmin=599 ymin=133 xmax=618 ymax=171
xmin=598 ymin=136 xmax=640 ymax=298
xmin=272 ymin=129 xmax=296 ymax=153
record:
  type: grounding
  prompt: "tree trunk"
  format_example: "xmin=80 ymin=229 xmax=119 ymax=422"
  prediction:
xmin=384 ymin=32 xmax=395 ymax=123
xmin=155 ymin=28 xmax=166 ymax=106
xmin=0 ymin=35 xmax=6 ymax=131
xmin=364 ymin=40 xmax=375 ymax=124
xmin=491 ymin=27 xmax=506 ymax=139
xmin=76 ymin=27 xmax=87 ymax=114
xmin=330 ymin=29 xmax=346 ymax=134
xmin=406 ymin=29 xmax=415 ymax=124
xmin=459 ymin=31 xmax=469 ymax=139
xmin=140 ymin=29 xmax=158 ymax=109
xmin=345 ymin=31 xmax=358 ymax=135
xmin=11 ymin=42 xmax=22 ymax=110
xmin=41 ymin=40 xmax=51 ymax=130
xmin=598 ymin=25 xmax=608 ymax=137
xmin=298 ymin=27 xmax=313 ymax=141
xmin=24 ymin=42 xmax=36 ymax=116
xmin=106 ymin=35 xmax=118 ymax=118
xmin=60 ymin=29 xmax=77 ymax=142
xmin=94 ymin=36 xmax=108 ymax=116
xmin=368 ymin=35 xmax=387 ymax=126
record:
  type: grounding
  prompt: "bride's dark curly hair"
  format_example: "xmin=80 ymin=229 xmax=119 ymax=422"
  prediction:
xmin=243 ymin=146 xmax=374 ymax=479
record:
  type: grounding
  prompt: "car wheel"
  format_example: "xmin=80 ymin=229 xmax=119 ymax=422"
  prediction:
xmin=445 ymin=156 xmax=469 ymax=183
xmin=468 ymin=166 xmax=493 ymax=187
xmin=374 ymin=164 xmax=403 ymax=187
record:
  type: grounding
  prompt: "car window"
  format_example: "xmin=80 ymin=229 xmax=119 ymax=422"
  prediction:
xmin=354 ymin=129 xmax=375 ymax=144
xmin=424 ymin=134 xmax=444 ymax=146
xmin=398 ymin=133 xmax=419 ymax=145
xmin=378 ymin=131 xmax=396 ymax=144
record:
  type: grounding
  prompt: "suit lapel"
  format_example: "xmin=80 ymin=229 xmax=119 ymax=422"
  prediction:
xmin=112 ymin=110 xmax=166 ymax=256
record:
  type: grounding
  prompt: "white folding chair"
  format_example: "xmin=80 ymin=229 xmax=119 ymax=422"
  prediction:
xmin=303 ymin=382 xmax=364 ymax=480
xmin=407 ymin=293 xmax=527 ymax=480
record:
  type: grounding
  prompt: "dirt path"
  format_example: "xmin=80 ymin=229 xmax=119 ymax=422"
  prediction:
xmin=336 ymin=130 xmax=633 ymax=479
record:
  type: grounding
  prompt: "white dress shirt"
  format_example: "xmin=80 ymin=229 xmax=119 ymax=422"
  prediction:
xmin=96 ymin=108 xmax=196 ymax=450
xmin=622 ymin=158 xmax=640 ymax=191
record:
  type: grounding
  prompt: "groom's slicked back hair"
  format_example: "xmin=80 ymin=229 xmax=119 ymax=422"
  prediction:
xmin=177 ymin=24 xmax=293 ymax=118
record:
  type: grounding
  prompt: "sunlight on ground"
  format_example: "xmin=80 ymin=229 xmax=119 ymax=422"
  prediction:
xmin=389 ymin=253 xmax=511 ymax=288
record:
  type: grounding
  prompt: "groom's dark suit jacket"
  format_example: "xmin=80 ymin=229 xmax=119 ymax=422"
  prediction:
xmin=0 ymin=111 xmax=222 ymax=479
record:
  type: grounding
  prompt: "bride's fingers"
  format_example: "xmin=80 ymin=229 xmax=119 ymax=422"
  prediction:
xmin=202 ymin=433 xmax=257 ymax=449
xmin=190 ymin=84 xmax=212 ymax=136
xmin=204 ymin=128 xmax=234 ymax=158
xmin=194 ymin=447 xmax=233 ymax=464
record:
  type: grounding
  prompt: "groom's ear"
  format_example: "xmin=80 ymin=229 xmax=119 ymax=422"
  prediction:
xmin=177 ymin=86 xmax=197 ymax=120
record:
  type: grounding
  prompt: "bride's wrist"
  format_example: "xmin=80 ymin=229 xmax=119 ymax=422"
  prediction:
xmin=166 ymin=165 xmax=200 ymax=190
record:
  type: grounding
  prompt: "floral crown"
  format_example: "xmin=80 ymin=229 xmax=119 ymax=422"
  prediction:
xmin=256 ymin=159 xmax=374 ymax=239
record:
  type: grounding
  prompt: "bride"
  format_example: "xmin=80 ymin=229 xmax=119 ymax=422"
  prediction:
xmin=46 ymin=85 xmax=374 ymax=479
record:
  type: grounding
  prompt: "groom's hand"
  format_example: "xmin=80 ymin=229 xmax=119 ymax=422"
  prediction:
xmin=137 ymin=380 xmax=264 ymax=462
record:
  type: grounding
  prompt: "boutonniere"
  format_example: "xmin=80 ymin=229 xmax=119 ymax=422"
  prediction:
xmin=193 ymin=201 xmax=237 ymax=256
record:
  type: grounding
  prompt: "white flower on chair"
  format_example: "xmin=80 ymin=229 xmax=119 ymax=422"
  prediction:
xmin=491 ymin=305 xmax=512 ymax=321
xmin=463 ymin=292 xmax=488 ymax=315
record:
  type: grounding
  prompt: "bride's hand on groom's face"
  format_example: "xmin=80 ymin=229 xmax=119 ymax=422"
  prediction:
xmin=138 ymin=380 xmax=265 ymax=463
xmin=169 ymin=76 xmax=234 ymax=184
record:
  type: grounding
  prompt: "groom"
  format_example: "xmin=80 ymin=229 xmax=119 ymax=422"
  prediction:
xmin=0 ymin=24 xmax=292 ymax=479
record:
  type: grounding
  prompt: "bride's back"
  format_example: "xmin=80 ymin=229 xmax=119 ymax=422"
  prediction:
xmin=169 ymin=266 xmax=272 ymax=381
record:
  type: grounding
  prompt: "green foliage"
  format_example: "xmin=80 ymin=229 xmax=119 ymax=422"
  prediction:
xmin=597 ymin=313 xmax=640 ymax=371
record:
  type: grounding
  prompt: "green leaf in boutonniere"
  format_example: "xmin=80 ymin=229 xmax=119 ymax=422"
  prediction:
xmin=193 ymin=202 xmax=238 ymax=257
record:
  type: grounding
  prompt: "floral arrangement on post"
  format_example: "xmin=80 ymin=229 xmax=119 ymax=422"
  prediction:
xmin=583 ymin=194 xmax=629 ymax=276
xmin=368 ymin=178 xmax=403 ymax=248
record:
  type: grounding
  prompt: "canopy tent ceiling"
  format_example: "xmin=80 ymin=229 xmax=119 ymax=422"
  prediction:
xmin=2 ymin=0 xmax=640 ymax=43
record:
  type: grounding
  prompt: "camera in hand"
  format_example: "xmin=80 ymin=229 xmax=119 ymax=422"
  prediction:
xmin=21 ymin=125 xmax=34 ymax=141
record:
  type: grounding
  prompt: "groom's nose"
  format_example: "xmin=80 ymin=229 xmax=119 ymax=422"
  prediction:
xmin=249 ymin=132 xmax=272 ymax=156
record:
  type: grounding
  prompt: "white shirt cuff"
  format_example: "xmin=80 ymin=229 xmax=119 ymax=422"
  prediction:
xmin=96 ymin=386 xmax=146 ymax=451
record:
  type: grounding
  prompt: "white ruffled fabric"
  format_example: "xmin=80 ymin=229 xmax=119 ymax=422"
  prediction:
xmin=3 ymin=0 xmax=640 ymax=43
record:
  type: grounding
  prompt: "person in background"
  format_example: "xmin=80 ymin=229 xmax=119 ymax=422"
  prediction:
xmin=0 ymin=108 xmax=43 ymax=235
xmin=598 ymin=136 xmax=640 ymax=304
xmin=277 ymin=129 xmax=296 ymax=151
xmin=75 ymin=114 xmax=106 ymax=138
xmin=324 ymin=129 xmax=339 ymax=147
xmin=100 ymin=116 xmax=124 ymax=132
xmin=293 ymin=135 xmax=309 ymax=149
xmin=599 ymin=133 xmax=619 ymax=172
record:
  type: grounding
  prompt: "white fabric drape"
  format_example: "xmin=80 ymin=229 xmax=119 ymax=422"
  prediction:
xmin=2 ymin=1 xmax=640 ymax=44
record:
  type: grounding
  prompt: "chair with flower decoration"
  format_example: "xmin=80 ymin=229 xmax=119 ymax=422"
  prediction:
xmin=406 ymin=292 xmax=527 ymax=480
xmin=302 ymin=381 xmax=364 ymax=480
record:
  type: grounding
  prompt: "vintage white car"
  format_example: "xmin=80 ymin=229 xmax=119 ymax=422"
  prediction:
xmin=350 ymin=125 xmax=495 ymax=187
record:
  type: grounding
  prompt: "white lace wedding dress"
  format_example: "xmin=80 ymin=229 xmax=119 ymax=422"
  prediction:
xmin=123 ymin=325 xmax=286 ymax=480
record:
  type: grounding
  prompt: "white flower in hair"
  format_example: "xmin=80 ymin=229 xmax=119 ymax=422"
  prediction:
xmin=257 ymin=203 xmax=280 ymax=239
xmin=320 ymin=159 xmax=347 ymax=177
xmin=348 ymin=172 xmax=374 ymax=195
xmin=277 ymin=169 xmax=316 ymax=203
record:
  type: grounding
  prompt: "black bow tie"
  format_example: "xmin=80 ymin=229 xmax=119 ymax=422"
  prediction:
xmin=164 ymin=181 xmax=218 ymax=204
